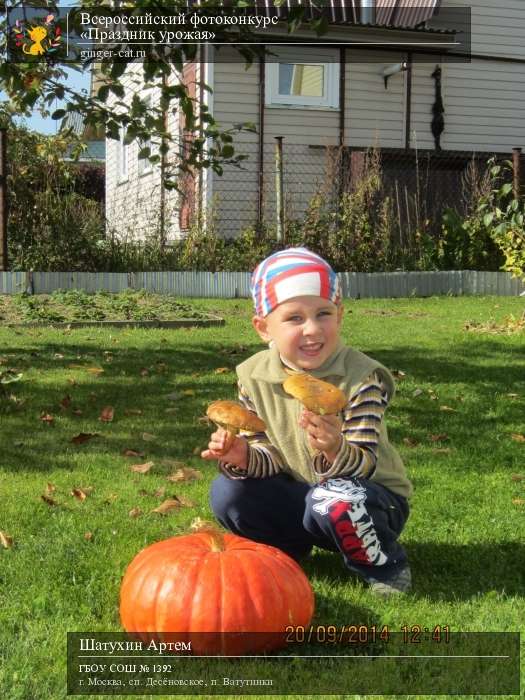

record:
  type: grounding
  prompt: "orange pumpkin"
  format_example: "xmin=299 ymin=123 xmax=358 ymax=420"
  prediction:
xmin=120 ymin=531 xmax=314 ymax=655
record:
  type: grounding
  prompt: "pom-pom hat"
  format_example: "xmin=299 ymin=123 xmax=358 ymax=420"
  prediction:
xmin=251 ymin=247 xmax=341 ymax=317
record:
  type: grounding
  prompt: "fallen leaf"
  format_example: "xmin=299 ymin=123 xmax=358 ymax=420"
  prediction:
xmin=183 ymin=389 xmax=195 ymax=397
xmin=72 ymin=409 xmax=83 ymax=416
xmin=54 ymin=353 xmax=64 ymax=360
xmin=440 ymin=405 xmax=457 ymax=412
xmin=429 ymin=433 xmax=449 ymax=442
xmin=45 ymin=482 xmax=56 ymax=496
xmin=40 ymin=413 xmax=54 ymax=424
xmin=142 ymin=432 xmax=156 ymax=442
xmin=392 ymin=370 xmax=406 ymax=380
xmin=122 ymin=449 xmax=145 ymax=458
xmin=167 ymin=467 xmax=203 ymax=483
xmin=512 ymin=498 xmax=525 ymax=506
xmin=511 ymin=474 xmax=524 ymax=482
xmin=99 ymin=405 xmax=115 ymax=422
xmin=140 ymin=368 xmax=149 ymax=377
xmin=412 ymin=389 xmax=423 ymax=398
xmin=164 ymin=408 xmax=178 ymax=415
xmin=0 ymin=531 xmax=13 ymax=549
xmin=60 ymin=395 xmax=72 ymax=410
xmin=154 ymin=487 xmax=166 ymax=498
xmin=71 ymin=487 xmax=93 ymax=501
xmin=87 ymin=367 xmax=104 ymax=376
xmin=174 ymin=495 xmax=195 ymax=507
xmin=151 ymin=498 xmax=182 ymax=515
xmin=71 ymin=432 xmax=99 ymax=445
xmin=214 ymin=367 xmax=231 ymax=374
xmin=124 ymin=409 xmax=142 ymax=416
xmin=507 ymin=393 xmax=519 ymax=399
xmin=511 ymin=433 xmax=525 ymax=443
xmin=84 ymin=532 xmax=93 ymax=541
xmin=129 ymin=507 xmax=143 ymax=518
xmin=130 ymin=461 xmax=154 ymax=474
xmin=402 ymin=437 xmax=419 ymax=448
xmin=104 ymin=494 xmax=118 ymax=504
xmin=428 ymin=392 xmax=438 ymax=401
xmin=190 ymin=518 xmax=221 ymax=534
xmin=41 ymin=494 xmax=58 ymax=507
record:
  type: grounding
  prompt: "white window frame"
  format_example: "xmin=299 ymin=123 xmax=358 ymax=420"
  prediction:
xmin=138 ymin=93 xmax=153 ymax=176
xmin=118 ymin=125 xmax=129 ymax=183
xmin=265 ymin=61 xmax=340 ymax=109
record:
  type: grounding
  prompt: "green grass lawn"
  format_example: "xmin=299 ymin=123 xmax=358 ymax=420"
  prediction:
xmin=1 ymin=295 xmax=524 ymax=700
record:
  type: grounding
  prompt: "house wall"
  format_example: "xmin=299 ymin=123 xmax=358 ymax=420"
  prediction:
xmin=210 ymin=0 xmax=524 ymax=237
xmin=105 ymin=62 xmax=184 ymax=242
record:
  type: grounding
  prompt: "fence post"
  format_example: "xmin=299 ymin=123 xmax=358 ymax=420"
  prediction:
xmin=512 ymin=147 xmax=523 ymax=198
xmin=0 ymin=128 xmax=8 ymax=271
xmin=275 ymin=136 xmax=284 ymax=242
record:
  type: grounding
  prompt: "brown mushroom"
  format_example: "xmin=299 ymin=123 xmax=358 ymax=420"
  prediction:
xmin=283 ymin=373 xmax=347 ymax=415
xmin=206 ymin=400 xmax=267 ymax=456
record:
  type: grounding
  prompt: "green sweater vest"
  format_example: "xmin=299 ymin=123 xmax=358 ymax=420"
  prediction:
xmin=236 ymin=343 xmax=413 ymax=499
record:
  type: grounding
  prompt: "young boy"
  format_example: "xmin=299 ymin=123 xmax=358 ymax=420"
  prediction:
xmin=201 ymin=248 xmax=413 ymax=595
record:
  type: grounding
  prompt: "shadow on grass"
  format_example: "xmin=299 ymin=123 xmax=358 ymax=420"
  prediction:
xmin=1 ymin=335 xmax=523 ymax=481
xmin=303 ymin=541 xmax=525 ymax=601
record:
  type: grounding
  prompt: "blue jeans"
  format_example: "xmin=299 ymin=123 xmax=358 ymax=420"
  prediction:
xmin=210 ymin=472 xmax=409 ymax=583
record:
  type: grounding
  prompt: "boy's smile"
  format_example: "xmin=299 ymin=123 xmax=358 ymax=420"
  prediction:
xmin=253 ymin=296 xmax=344 ymax=370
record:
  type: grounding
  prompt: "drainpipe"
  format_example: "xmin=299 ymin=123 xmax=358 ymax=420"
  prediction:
xmin=360 ymin=0 xmax=376 ymax=25
xmin=257 ymin=56 xmax=265 ymax=232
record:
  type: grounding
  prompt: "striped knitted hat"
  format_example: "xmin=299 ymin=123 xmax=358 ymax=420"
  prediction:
xmin=251 ymin=247 xmax=341 ymax=317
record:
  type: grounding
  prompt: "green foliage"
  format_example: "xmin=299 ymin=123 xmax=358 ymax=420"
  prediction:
xmin=477 ymin=160 xmax=525 ymax=279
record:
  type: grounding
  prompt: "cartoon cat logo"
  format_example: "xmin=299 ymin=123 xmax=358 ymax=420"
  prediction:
xmin=12 ymin=14 xmax=62 ymax=59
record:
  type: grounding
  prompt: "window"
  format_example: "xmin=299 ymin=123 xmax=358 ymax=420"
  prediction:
xmin=118 ymin=126 xmax=128 ymax=182
xmin=266 ymin=61 xmax=339 ymax=109
xmin=138 ymin=94 xmax=153 ymax=176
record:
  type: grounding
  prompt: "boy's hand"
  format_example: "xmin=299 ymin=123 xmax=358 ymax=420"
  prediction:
xmin=201 ymin=428 xmax=249 ymax=470
xmin=299 ymin=409 xmax=343 ymax=463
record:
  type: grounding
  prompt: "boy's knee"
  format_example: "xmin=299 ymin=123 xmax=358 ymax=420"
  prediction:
xmin=209 ymin=475 xmax=260 ymax=518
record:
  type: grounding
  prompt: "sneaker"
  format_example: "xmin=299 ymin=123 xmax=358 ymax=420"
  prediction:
xmin=367 ymin=565 xmax=412 ymax=596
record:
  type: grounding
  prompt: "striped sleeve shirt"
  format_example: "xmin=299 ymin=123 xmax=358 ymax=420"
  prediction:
xmin=219 ymin=372 xmax=389 ymax=481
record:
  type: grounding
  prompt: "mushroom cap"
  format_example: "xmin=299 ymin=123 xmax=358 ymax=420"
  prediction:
xmin=283 ymin=374 xmax=347 ymax=415
xmin=206 ymin=400 xmax=267 ymax=432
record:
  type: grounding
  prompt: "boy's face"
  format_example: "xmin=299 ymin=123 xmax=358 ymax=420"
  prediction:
xmin=252 ymin=295 xmax=344 ymax=370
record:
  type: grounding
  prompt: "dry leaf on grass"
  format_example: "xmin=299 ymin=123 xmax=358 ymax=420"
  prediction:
xmin=45 ymin=482 xmax=56 ymax=496
xmin=40 ymin=413 xmax=54 ymax=424
xmin=402 ymin=437 xmax=419 ymax=448
xmin=214 ymin=367 xmax=231 ymax=374
xmin=71 ymin=487 xmax=93 ymax=501
xmin=124 ymin=409 xmax=143 ymax=416
xmin=412 ymin=389 xmax=423 ymax=398
xmin=429 ymin=433 xmax=449 ymax=442
xmin=87 ymin=367 xmax=104 ymax=376
xmin=122 ymin=449 xmax=145 ymax=458
xmin=72 ymin=409 xmax=83 ymax=416
xmin=130 ymin=461 xmax=154 ymax=474
xmin=440 ymin=405 xmax=457 ymax=413
xmin=0 ymin=531 xmax=13 ymax=549
xmin=164 ymin=408 xmax=178 ymax=415
xmin=167 ymin=468 xmax=203 ymax=483
xmin=71 ymin=432 xmax=99 ymax=445
xmin=154 ymin=487 xmax=166 ymax=498
xmin=511 ymin=433 xmax=525 ymax=443
xmin=183 ymin=389 xmax=195 ymax=397
xmin=129 ymin=507 xmax=143 ymax=518
xmin=41 ymin=494 xmax=58 ymax=507
xmin=60 ymin=395 xmax=72 ymax=410
xmin=512 ymin=498 xmax=525 ymax=506
xmin=152 ymin=495 xmax=194 ymax=515
xmin=392 ymin=370 xmax=406 ymax=380
xmin=142 ymin=432 xmax=156 ymax=442
xmin=140 ymin=368 xmax=149 ymax=377
xmin=84 ymin=532 xmax=93 ymax=541
xmin=190 ymin=518 xmax=221 ymax=534
xmin=99 ymin=406 xmax=115 ymax=422
xmin=511 ymin=474 xmax=524 ymax=482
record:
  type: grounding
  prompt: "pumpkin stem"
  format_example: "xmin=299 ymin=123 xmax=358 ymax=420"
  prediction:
xmin=208 ymin=531 xmax=225 ymax=552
